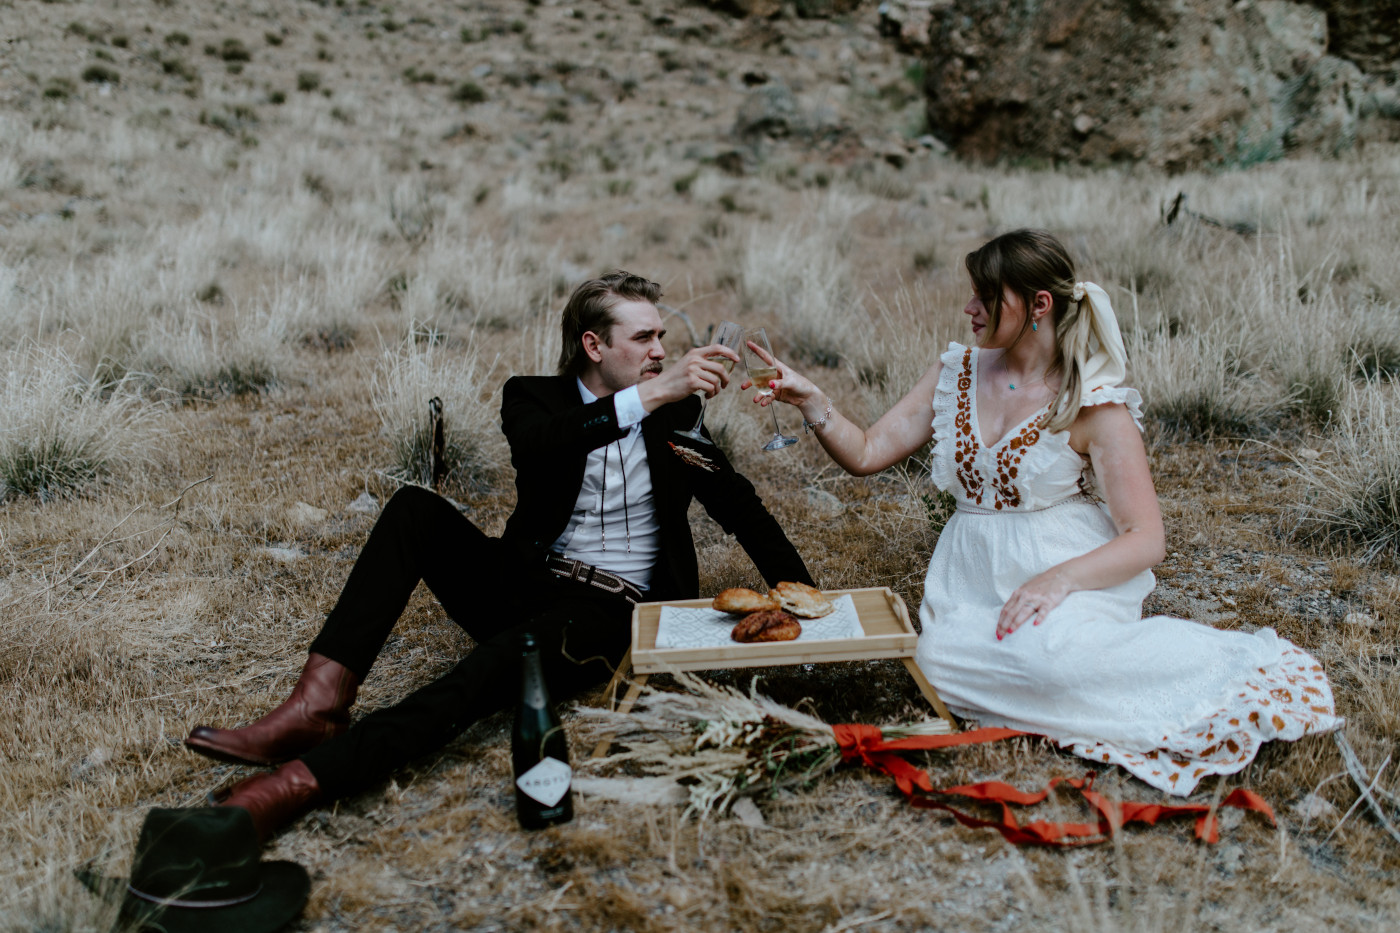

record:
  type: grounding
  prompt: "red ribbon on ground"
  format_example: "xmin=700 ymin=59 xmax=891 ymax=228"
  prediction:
xmin=832 ymin=723 xmax=1275 ymax=847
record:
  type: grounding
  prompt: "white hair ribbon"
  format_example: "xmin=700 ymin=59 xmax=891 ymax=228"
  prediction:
xmin=1072 ymin=282 xmax=1128 ymax=399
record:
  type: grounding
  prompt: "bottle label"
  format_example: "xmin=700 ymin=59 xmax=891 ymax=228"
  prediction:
xmin=516 ymin=757 xmax=571 ymax=807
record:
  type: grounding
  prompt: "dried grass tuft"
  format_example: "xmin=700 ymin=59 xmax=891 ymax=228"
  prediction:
xmin=1288 ymin=380 xmax=1400 ymax=564
xmin=370 ymin=330 xmax=505 ymax=489
xmin=0 ymin=343 xmax=161 ymax=501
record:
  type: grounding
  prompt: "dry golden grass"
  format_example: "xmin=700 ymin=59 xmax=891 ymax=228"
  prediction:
xmin=3 ymin=0 xmax=1400 ymax=929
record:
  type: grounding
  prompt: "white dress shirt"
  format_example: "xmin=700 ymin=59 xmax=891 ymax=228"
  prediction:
xmin=549 ymin=380 xmax=660 ymax=590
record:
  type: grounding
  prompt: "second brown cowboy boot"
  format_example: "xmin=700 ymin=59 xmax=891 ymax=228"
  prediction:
xmin=184 ymin=653 xmax=359 ymax=767
xmin=214 ymin=759 xmax=323 ymax=842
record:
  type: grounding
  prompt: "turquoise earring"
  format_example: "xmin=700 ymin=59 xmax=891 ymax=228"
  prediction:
xmin=1032 ymin=321 xmax=1038 ymax=331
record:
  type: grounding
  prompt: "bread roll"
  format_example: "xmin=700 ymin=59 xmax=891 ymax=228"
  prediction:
xmin=731 ymin=609 xmax=801 ymax=643
xmin=713 ymin=587 xmax=780 ymax=614
xmin=769 ymin=581 xmax=834 ymax=619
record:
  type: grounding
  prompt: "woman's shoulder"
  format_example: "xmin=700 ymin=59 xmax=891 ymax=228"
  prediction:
xmin=939 ymin=340 xmax=972 ymax=368
xmin=1080 ymin=385 xmax=1144 ymax=431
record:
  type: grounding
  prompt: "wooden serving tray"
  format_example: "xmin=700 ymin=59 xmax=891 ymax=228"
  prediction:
xmin=631 ymin=586 xmax=919 ymax=674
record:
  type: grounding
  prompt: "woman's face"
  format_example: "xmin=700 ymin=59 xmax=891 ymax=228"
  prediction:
xmin=964 ymin=285 xmax=1027 ymax=349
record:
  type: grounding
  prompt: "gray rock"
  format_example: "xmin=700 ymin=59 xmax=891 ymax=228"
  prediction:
xmin=733 ymin=83 xmax=804 ymax=140
xmin=262 ymin=545 xmax=306 ymax=563
xmin=348 ymin=491 xmax=380 ymax=514
xmin=731 ymin=796 xmax=766 ymax=826
xmin=917 ymin=0 xmax=1396 ymax=169
xmin=805 ymin=486 xmax=845 ymax=519
xmin=288 ymin=500 xmax=329 ymax=526
xmin=1290 ymin=792 xmax=1340 ymax=824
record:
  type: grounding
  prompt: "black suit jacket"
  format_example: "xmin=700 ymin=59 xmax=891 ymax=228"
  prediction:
xmin=500 ymin=375 xmax=813 ymax=601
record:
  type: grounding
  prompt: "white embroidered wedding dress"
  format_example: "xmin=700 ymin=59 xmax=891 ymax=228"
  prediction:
xmin=915 ymin=342 xmax=1342 ymax=796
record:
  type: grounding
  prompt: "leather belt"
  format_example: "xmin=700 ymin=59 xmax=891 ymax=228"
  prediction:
xmin=545 ymin=555 xmax=644 ymax=604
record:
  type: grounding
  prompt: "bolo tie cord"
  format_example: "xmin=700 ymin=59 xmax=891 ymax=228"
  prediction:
xmin=599 ymin=438 xmax=632 ymax=554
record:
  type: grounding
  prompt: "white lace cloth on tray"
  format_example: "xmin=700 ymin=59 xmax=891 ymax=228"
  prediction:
xmin=656 ymin=595 xmax=863 ymax=649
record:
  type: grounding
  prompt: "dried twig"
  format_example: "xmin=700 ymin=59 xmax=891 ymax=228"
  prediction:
xmin=1161 ymin=191 xmax=1258 ymax=236
xmin=0 ymin=475 xmax=212 ymax=612
xmin=1330 ymin=732 xmax=1400 ymax=846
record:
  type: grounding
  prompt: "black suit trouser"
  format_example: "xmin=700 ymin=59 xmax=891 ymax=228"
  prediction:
xmin=300 ymin=486 xmax=632 ymax=801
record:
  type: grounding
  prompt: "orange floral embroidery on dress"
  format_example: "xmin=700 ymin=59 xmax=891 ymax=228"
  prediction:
xmin=992 ymin=413 xmax=1049 ymax=510
xmin=953 ymin=348 xmax=986 ymax=505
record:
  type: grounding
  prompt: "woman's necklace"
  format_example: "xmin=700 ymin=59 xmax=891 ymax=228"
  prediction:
xmin=1002 ymin=360 xmax=1049 ymax=392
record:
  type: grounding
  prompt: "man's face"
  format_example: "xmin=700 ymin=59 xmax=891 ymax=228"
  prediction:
xmin=585 ymin=299 xmax=667 ymax=393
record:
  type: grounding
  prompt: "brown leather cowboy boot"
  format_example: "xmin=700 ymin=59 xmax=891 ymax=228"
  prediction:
xmin=215 ymin=759 xmax=323 ymax=842
xmin=184 ymin=653 xmax=360 ymax=767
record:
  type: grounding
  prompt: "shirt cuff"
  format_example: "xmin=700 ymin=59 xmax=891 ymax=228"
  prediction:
xmin=613 ymin=385 xmax=648 ymax=428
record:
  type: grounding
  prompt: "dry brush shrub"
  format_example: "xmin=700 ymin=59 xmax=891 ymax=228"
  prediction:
xmin=735 ymin=190 xmax=871 ymax=368
xmin=397 ymin=235 xmax=557 ymax=332
xmin=370 ymin=330 xmax=505 ymax=489
xmin=1288 ymin=379 xmax=1400 ymax=564
xmin=140 ymin=303 xmax=288 ymax=399
xmin=0 ymin=343 xmax=162 ymax=501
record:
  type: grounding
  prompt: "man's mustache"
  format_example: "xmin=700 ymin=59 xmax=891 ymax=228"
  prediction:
xmin=642 ymin=362 xmax=664 ymax=374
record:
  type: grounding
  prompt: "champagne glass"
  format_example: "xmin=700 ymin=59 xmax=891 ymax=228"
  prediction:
xmin=743 ymin=327 xmax=798 ymax=451
xmin=674 ymin=320 xmax=743 ymax=445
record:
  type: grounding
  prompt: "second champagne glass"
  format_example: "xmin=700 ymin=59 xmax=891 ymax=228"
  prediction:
xmin=743 ymin=327 xmax=798 ymax=451
xmin=674 ymin=320 xmax=743 ymax=445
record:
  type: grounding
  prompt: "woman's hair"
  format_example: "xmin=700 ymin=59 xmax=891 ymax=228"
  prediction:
xmin=556 ymin=271 xmax=663 ymax=377
xmin=965 ymin=229 xmax=1088 ymax=433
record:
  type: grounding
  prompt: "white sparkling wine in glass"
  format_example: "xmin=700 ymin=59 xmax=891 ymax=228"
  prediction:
xmin=676 ymin=321 xmax=743 ymax=444
xmin=742 ymin=326 xmax=799 ymax=451
xmin=748 ymin=365 xmax=778 ymax=395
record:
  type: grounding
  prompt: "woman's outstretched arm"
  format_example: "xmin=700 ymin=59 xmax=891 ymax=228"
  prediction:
xmin=996 ymin=402 xmax=1167 ymax=639
xmin=745 ymin=347 xmax=941 ymax=476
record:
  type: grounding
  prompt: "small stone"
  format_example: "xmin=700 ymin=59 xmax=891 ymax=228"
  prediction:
xmin=262 ymin=546 xmax=305 ymax=563
xmin=1215 ymin=842 xmax=1244 ymax=875
xmin=1297 ymin=446 xmax=1322 ymax=460
xmin=1290 ymin=792 xmax=1340 ymax=824
xmin=805 ymin=487 xmax=844 ymax=519
xmin=731 ymin=796 xmax=765 ymax=827
xmin=288 ymin=501 xmax=329 ymax=526
xmin=1073 ymin=113 xmax=1096 ymax=135
xmin=348 ymin=491 xmax=380 ymax=514
xmin=1343 ymin=610 xmax=1376 ymax=628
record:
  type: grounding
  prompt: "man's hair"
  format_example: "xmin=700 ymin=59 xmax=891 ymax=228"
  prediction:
xmin=557 ymin=271 xmax=663 ymax=377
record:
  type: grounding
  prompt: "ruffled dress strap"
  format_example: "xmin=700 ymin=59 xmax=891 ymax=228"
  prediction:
xmin=1081 ymin=385 xmax=1145 ymax=432
xmin=929 ymin=341 xmax=972 ymax=494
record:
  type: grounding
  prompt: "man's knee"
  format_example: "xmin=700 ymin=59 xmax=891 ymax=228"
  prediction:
xmin=384 ymin=484 xmax=441 ymax=515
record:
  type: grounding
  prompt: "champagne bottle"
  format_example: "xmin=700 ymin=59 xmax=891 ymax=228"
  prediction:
xmin=512 ymin=632 xmax=573 ymax=829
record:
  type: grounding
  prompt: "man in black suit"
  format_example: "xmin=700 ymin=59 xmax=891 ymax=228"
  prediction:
xmin=185 ymin=271 xmax=813 ymax=840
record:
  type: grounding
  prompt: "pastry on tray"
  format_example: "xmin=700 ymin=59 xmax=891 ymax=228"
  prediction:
xmin=713 ymin=587 xmax=780 ymax=614
xmin=769 ymin=581 xmax=834 ymax=619
xmin=731 ymin=609 xmax=801 ymax=643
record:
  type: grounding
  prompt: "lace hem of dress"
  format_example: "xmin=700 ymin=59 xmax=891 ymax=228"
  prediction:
xmin=1082 ymin=385 xmax=1145 ymax=432
xmin=928 ymin=341 xmax=967 ymax=494
xmin=1066 ymin=644 xmax=1342 ymax=796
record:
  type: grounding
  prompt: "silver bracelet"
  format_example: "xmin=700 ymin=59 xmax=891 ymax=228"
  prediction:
xmin=802 ymin=401 xmax=833 ymax=434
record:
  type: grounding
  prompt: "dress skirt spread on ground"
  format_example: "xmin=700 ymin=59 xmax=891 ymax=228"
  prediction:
xmin=915 ymin=342 xmax=1342 ymax=796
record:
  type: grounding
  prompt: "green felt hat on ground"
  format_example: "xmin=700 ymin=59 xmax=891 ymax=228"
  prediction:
xmin=78 ymin=807 xmax=309 ymax=933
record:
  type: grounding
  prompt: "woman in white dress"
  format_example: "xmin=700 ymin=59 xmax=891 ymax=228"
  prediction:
xmin=746 ymin=229 xmax=1340 ymax=796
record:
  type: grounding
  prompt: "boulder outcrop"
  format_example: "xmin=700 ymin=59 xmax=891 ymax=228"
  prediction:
xmin=916 ymin=0 xmax=1396 ymax=169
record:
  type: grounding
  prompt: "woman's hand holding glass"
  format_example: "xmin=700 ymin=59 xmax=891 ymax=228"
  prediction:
xmin=739 ymin=337 xmax=826 ymax=422
xmin=740 ymin=328 xmax=805 ymax=451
